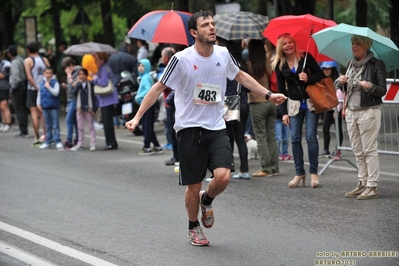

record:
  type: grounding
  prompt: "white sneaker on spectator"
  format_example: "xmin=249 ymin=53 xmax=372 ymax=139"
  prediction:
xmin=94 ymin=121 xmax=103 ymax=131
xmin=56 ymin=142 xmax=64 ymax=151
xmin=90 ymin=146 xmax=96 ymax=151
xmin=70 ymin=145 xmax=82 ymax=151
xmin=39 ymin=143 xmax=50 ymax=149
xmin=1 ymin=124 xmax=10 ymax=132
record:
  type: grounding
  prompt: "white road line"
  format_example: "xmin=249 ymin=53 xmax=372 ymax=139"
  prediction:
xmin=0 ymin=221 xmax=118 ymax=266
xmin=0 ymin=240 xmax=58 ymax=266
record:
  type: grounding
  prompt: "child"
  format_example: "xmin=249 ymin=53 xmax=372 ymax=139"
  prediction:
xmin=319 ymin=61 xmax=343 ymax=157
xmin=135 ymin=58 xmax=163 ymax=155
xmin=71 ymin=68 xmax=98 ymax=151
xmin=61 ymin=57 xmax=81 ymax=149
xmin=38 ymin=67 xmax=63 ymax=150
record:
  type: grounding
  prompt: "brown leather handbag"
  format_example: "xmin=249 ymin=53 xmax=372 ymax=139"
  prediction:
xmin=305 ymin=77 xmax=339 ymax=114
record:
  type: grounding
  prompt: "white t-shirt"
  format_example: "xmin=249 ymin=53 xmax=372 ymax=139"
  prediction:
xmin=160 ymin=45 xmax=239 ymax=132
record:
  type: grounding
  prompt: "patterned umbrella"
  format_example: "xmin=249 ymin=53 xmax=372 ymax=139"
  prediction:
xmin=127 ymin=10 xmax=194 ymax=46
xmin=214 ymin=11 xmax=269 ymax=40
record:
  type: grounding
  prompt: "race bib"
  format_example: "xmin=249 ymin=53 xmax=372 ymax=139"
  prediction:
xmin=193 ymin=83 xmax=222 ymax=105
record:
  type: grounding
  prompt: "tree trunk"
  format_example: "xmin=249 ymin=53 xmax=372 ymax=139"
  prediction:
xmin=51 ymin=0 xmax=63 ymax=65
xmin=1 ymin=9 xmax=13 ymax=48
xmin=174 ymin=0 xmax=190 ymax=11
xmin=294 ymin=0 xmax=316 ymax=15
xmin=257 ymin=0 xmax=268 ymax=16
xmin=100 ymin=0 xmax=115 ymax=46
xmin=356 ymin=0 xmax=367 ymax=26
xmin=390 ymin=0 xmax=399 ymax=47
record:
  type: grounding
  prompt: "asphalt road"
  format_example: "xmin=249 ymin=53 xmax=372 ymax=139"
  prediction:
xmin=0 ymin=117 xmax=398 ymax=266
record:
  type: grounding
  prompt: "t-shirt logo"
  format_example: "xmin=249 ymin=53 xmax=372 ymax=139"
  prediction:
xmin=216 ymin=62 xmax=221 ymax=66
xmin=193 ymin=65 xmax=198 ymax=70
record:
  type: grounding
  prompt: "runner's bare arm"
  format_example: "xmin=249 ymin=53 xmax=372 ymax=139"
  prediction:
xmin=234 ymin=70 xmax=287 ymax=105
xmin=125 ymin=81 xmax=167 ymax=132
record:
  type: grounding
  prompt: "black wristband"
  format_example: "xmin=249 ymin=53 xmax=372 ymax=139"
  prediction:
xmin=265 ymin=91 xmax=272 ymax=101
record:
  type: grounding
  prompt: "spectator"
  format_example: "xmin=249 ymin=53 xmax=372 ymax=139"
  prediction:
xmin=217 ymin=37 xmax=250 ymax=179
xmin=318 ymin=61 xmax=343 ymax=157
xmin=337 ymin=35 xmax=386 ymax=200
xmin=241 ymin=37 xmax=249 ymax=63
xmin=136 ymin=39 xmax=148 ymax=61
xmin=159 ymin=47 xmax=179 ymax=165
xmin=38 ymin=67 xmax=63 ymax=151
xmin=272 ymin=33 xmax=325 ymax=188
xmin=71 ymin=68 xmax=98 ymax=151
xmin=61 ymin=56 xmax=81 ymax=149
xmin=7 ymin=45 xmax=29 ymax=137
xmin=24 ymin=42 xmax=51 ymax=146
xmin=265 ymin=40 xmax=293 ymax=161
xmin=135 ymin=58 xmax=163 ymax=155
xmin=247 ymin=39 xmax=279 ymax=178
xmin=93 ymin=52 xmax=119 ymax=150
xmin=109 ymin=40 xmax=138 ymax=128
xmin=82 ymin=53 xmax=101 ymax=128
xmin=0 ymin=50 xmax=12 ymax=132
xmin=151 ymin=43 xmax=167 ymax=67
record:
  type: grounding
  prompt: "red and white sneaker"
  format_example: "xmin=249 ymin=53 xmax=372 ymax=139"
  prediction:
xmin=187 ymin=226 xmax=209 ymax=246
xmin=199 ymin=190 xmax=214 ymax=228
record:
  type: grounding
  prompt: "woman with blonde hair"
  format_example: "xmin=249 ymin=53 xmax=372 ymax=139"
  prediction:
xmin=272 ymin=33 xmax=325 ymax=188
xmin=336 ymin=35 xmax=386 ymax=200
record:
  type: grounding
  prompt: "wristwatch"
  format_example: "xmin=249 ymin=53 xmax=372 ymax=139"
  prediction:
xmin=265 ymin=91 xmax=273 ymax=101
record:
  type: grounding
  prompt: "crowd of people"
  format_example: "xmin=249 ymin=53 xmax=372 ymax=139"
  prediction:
xmin=1 ymin=10 xmax=386 ymax=247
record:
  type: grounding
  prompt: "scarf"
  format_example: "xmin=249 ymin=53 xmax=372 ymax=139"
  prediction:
xmin=346 ymin=51 xmax=374 ymax=110
xmin=76 ymin=81 xmax=93 ymax=113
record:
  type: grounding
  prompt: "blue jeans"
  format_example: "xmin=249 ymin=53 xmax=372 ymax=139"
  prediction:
xmin=275 ymin=118 xmax=289 ymax=155
xmin=42 ymin=108 xmax=61 ymax=145
xmin=66 ymin=100 xmax=78 ymax=143
xmin=289 ymin=108 xmax=319 ymax=175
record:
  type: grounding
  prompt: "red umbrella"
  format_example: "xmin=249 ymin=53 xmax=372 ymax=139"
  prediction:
xmin=263 ymin=14 xmax=336 ymax=62
xmin=127 ymin=10 xmax=194 ymax=46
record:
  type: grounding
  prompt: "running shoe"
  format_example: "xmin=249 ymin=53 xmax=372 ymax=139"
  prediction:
xmin=187 ymin=226 xmax=209 ymax=246
xmin=199 ymin=190 xmax=214 ymax=228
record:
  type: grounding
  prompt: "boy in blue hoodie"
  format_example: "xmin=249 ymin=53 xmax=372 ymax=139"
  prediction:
xmin=135 ymin=59 xmax=163 ymax=155
xmin=38 ymin=67 xmax=63 ymax=150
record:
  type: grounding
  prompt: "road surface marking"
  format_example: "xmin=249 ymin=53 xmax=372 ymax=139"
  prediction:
xmin=0 ymin=221 xmax=118 ymax=266
xmin=0 ymin=240 xmax=57 ymax=266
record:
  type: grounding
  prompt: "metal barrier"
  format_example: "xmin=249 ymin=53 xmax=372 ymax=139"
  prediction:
xmin=319 ymin=79 xmax=399 ymax=175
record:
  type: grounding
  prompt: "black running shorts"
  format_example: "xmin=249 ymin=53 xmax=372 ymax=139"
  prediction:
xmin=0 ymin=90 xmax=9 ymax=102
xmin=177 ymin=127 xmax=235 ymax=186
xmin=26 ymin=90 xmax=38 ymax=107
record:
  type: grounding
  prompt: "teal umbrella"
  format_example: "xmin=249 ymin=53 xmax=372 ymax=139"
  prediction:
xmin=312 ymin=23 xmax=399 ymax=72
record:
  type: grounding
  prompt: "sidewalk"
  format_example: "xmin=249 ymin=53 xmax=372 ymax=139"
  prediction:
xmin=7 ymin=108 xmax=398 ymax=178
